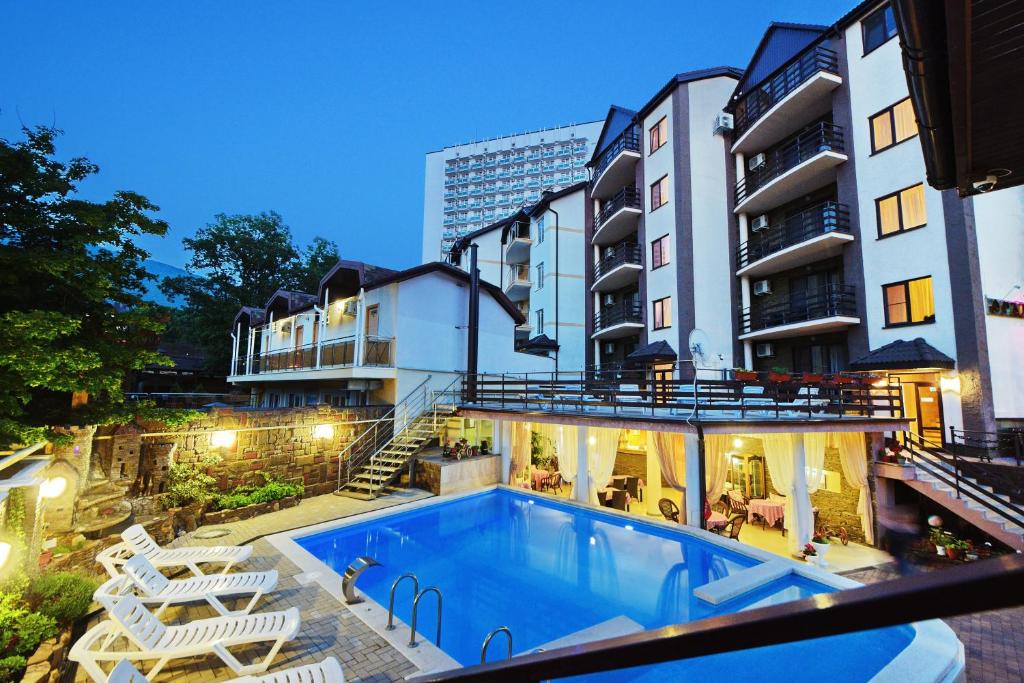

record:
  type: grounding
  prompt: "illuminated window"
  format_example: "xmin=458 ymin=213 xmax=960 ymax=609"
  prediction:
xmin=651 ymin=235 xmax=670 ymax=269
xmin=652 ymin=297 xmax=672 ymax=329
xmin=649 ymin=117 xmax=668 ymax=154
xmin=870 ymin=98 xmax=918 ymax=153
xmin=862 ymin=3 xmax=897 ymax=54
xmin=877 ymin=183 xmax=927 ymax=237
xmin=884 ymin=276 xmax=935 ymax=326
xmin=650 ymin=175 xmax=669 ymax=211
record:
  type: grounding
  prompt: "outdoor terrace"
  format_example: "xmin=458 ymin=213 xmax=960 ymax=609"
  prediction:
xmin=232 ymin=336 xmax=395 ymax=377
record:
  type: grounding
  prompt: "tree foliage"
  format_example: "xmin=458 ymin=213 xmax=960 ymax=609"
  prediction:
xmin=0 ymin=127 xmax=168 ymax=444
xmin=161 ymin=212 xmax=338 ymax=371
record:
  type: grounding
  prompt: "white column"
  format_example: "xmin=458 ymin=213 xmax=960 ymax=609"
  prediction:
xmin=683 ymin=432 xmax=702 ymax=527
xmin=245 ymin=328 xmax=255 ymax=375
xmin=231 ymin=322 xmax=240 ymax=375
xmin=738 ymin=205 xmax=753 ymax=369
xmin=790 ymin=436 xmax=812 ymax=556
xmin=574 ymin=426 xmax=590 ymax=503
xmin=645 ymin=434 xmax=663 ymax=516
xmin=498 ymin=420 xmax=512 ymax=483
xmin=354 ymin=290 xmax=366 ymax=366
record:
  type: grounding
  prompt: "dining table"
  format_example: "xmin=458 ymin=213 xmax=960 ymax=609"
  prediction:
xmin=531 ymin=469 xmax=550 ymax=490
xmin=707 ymin=511 xmax=729 ymax=531
xmin=747 ymin=498 xmax=785 ymax=528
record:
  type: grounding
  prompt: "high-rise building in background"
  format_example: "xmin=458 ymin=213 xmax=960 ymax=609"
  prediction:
xmin=421 ymin=122 xmax=603 ymax=262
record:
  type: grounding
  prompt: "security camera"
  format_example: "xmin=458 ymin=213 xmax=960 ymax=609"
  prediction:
xmin=973 ymin=175 xmax=998 ymax=193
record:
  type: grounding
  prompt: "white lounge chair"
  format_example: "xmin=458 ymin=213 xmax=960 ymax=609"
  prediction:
xmin=70 ymin=594 xmax=300 ymax=682
xmin=97 ymin=524 xmax=252 ymax=577
xmin=106 ymin=656 xmax=344 ymax=682
xmin=616 ymin=384 xmax=647 ymax=414
xmin=97 ymin=554 xmax=278 ymax=617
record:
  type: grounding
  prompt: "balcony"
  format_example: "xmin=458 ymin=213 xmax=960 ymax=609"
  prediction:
xmin=592 ymin=300 xmax=644 ymax=340
xmin=236 ymin=335 xmax=396 ymax=378
xmin=590 ymin=130 xmax=642 ymax=199
xmin=592 ymin=243 xmax=643 ymax=292
xmin=734 ymin=122 xmax=847 ymax=215
xmin=504 ymin=264 xmax=532 ymax=301
xmin=732 ymin=46 xmax=842 ymax=154
xmin=736 ymin=202 xmax=853 ymax=277
xmin=592 ymin=187 xmax=642 ymax=246
xmin=739 ymin=284 xmax=859 ymax=340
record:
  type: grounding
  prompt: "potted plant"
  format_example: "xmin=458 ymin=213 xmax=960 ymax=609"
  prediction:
xmin=733 ymin=367 xmax=759 ymax=382
xmin=946 ymin=538 xmax=969 ymax=561
xmin=810 ymin=533 xmax=831 ymax=565
xmin=801 ymin=372 xmax=824 ymax=383
xmin=929 ymin=527 xmax=948 ymax=556
xmin=768 ymin=366 xmax=792 ymax=383
xmin=802 ymin=543 xmax=817 ymax=562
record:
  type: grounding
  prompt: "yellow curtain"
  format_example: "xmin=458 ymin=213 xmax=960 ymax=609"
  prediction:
xmin=893 ymin=99 xmax=918 ymax=142
xmin=908 ymin=277 xmax=934 ymax=322
xmin=871 ymin=112 xmax=893 ymax=151
xmin=878 ymin=195 xmax=900 ymax=235
xmin=900 ymin=184 xmax=927 ymax=228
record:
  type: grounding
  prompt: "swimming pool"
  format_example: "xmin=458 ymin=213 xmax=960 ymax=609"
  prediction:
xmin=285 ymin=488 xmax=959 ymax=680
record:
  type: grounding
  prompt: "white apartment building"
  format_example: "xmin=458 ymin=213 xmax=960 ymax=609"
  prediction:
xmin=422 ymin=121 xmax=603 ymax=262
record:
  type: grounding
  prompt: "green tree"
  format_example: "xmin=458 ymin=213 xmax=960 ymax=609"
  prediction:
xmin=0 ymin=127 xmax=168 ymax=444
xmin=161 ymin=212 xmax=338 ymax=372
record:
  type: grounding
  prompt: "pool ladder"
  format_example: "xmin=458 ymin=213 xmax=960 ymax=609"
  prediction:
xmin=386 ymin=573 xmax=443 ymax=648
xmin=481 ymin=626 xmax=513 ymax=663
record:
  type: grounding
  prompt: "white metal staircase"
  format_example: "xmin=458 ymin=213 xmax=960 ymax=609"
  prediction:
xmin=335 ymin=375 xmax=461 ymax=499
xmin=901 ymin=432 xmax=1024 ymax=550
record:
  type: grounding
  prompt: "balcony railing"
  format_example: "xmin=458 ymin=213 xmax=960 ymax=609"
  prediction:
xmin=733 ymin=46 xmax=840 ymax=139
xmin=594 ymin=186 xmax=642 ymax=230
xmin=735 ymin=122 xmax=845 ymax=205
xmin=740 ymin=283 xmax=858 ymax=334
xmin=593 ymin=300 xmax=643 ymax=331
xmin=736 ymin=201 xmax=851 ymax=270
xmin=508 ymin=263 xmax=530 ymax=282
xmin=593 ymin=243 xmax=642 ymax=281
xmin=362 ymin=336 xmax=393 ymax=366
xmin=234 ymin=335 xmax=395 ymax=375
xmin=590 ymin=130 xmax=641 ymax=186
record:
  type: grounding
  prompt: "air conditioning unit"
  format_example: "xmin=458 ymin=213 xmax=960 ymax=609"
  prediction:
xmin=603 ymin=294 xmax=615 ymax=307
xmin=713 ymin=112 xmax=734 ymax=135
xmin=748 ymin=153 xmax=766 ymax=172
xmin=603 ymin=342 xmax=616 ymax=355
xmin=755 ymin=342 xmax=776 ymax=359
xmin=342 ymin=300 xmax=358 ymax=317
xmin=751 ymin=214 xmax=770 ymax=233
xmin=753 ymin=280 xmax=773 ymax=296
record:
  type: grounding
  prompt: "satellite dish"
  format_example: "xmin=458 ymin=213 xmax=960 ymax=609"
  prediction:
xmin=688 ymin=328 xmax=713 ymax=368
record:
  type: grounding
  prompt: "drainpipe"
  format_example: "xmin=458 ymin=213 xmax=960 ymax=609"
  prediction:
xmin=547 ymin=204 xmax=560 ymax=374
xmin=467 ymin=243 xmax=480 ymax=401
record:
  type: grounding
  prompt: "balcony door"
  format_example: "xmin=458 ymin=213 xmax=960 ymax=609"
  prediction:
xmin=365 ymin=304 xmax=379 ymax=337
xmin=892 ymin=372 xmax=944 ymax=445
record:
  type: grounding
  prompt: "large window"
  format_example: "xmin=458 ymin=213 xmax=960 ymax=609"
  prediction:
xmin=650 ymin=175 xmax=669 ymax=211
xmin=862 ymin=3 xmax=897 ymax=55
xmin=536 ymin=215 xmax=545 ymax=243
xmin=536 ymin=262 xmax=544 ymax=290
xmin=535 ymin=309 xmax=544 ymax=332
xmin=649 ymin=117 xmax=668 ymax=154
xmin=870 ymin=98 xmax=918 ymax=153
xmin=876 ymin=183 xmax=927 ymax=237
xmin=652 ymin=297 xmax=672 ymax=329
xmin=883 ymin=276 xmax=935 ymax=326
xmin=651 ymin=234 xmax=670 ymax=270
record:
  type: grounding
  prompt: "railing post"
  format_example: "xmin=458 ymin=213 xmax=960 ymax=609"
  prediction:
xmin=1015 ymin=432 xmax=1023 ymax=467
xmin=949 ymin=425 xmax=956 ymax=451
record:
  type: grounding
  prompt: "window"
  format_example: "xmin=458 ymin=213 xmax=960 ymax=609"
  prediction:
xmin=876 ymin=183 xmax=927 ymax=237
xmin=650 ymin=175 xmax=669 ymax=211
xmin=870 ymin=98 xmax=918 ymax=152
xmin=652 ymin=297 xmax=672 ymax=329
xmin=651 ymin=235 xmax=670 ymax=270
xmin=536 ymin=262 xmax=544 ymax=290
xmin=536 ymin=215 xmax=545 ymax=243
xmin=649 ymin=117 xmax=668 ymax=154
xmin=883 ymin=276 xmax=935 ymax=326
xmin=862 ymin=3 xmax=897 ymax=54
xmin=535 ymin=309 xmax=544 ymax=332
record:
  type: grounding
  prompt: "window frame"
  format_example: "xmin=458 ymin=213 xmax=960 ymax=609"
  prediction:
xmin=535 ymin=262 xmax=544 ymax=290
xmin=652 ymin=296 xmax=672 ymax=330
xmin=869 ymin=97 xmax=918 ymax=154
xmin=649 ymin=116 xmax=668 ymax=155
xmin=875 ymin=182 xmax=927 ymax=239
xmin=882 ymin=275 xmax=936 ymax=328
xmin=650 ymin=175 xmax=669 ymax=212
xmin=535 ymin=308 xmax=544 ymax=332
xmin=862 ymin=2 xmax=898 ymax=56
xmin=651 ymin=234 xmax=670 ymax=270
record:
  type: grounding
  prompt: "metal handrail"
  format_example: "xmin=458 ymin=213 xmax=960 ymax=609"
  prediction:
xmin=949 ymin=426 xmax=1024 ymax=465
xmin=736 ymin=201 xmax=851 ymax=270
xmin=593 ymin=300 xmax=643 ymax=331
xmin=590 ymin=130 xmax=641 ymax=186
xmin=409 ymin=586 xmax=443 ymax=648
xmin=733 ymin=45 xmax=840 ymax=138
xmin=735 ymin=122 xmax=845 ymax=205
xmin=739 ymin=283 xmax=857 ymax=334
xmin=407 ymin=555 xmax=1024 ymax=682
xmin=387 ymin=573 xmax=419 ymax=631
xmin=593 ymin=243 xmax=642 ymax=281
xmin=481 ymin=627 xmax=512 ymax=664
xmin=594 ymin=187 xmax=642 ymax=231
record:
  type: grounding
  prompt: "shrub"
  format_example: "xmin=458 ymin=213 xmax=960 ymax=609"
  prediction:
xmin=27 ymin=572 xmax=99 ymax=626
xmin=0 ymin=591 xmax=57 ymax=660
xmin=165 ymin=453 xmax=222 ymax=507
xmin=0 ymin=655 xmax=26 ymax=681
xmin=210 ymin=480 xmax=304 ymax=511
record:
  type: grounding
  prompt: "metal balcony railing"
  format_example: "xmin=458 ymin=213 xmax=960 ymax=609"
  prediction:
xmin=590 ymin=130 xmax=641 ymax=186
xmin=234 ymin=335 xmax=396 ymax=375
xmin=735 ymin=122 xmax=845 ymax=205
xmin=736 ymin=201 xmax=851 ymax=269
xmin=507 ymin=263 xmax=531 ymax=283
xmin=593 ymin=243 xmax=642 ymax=281
xmin=733 ymin=46 xmax=840 ymax=138
xmin=740 ymin=283 xmax=857 ymax=334
xmin=594 ymin=187 xmax=642 ymax=231
xmin=593 ymin=300 xmax=643 ymax=331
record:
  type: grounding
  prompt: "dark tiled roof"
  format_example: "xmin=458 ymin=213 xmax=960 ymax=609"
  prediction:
xmin=849 ymin=338 xmax=956 ymax=371
xmin=626 ymin=340 xmax=678 ymax=363
xmin=264 ymin=289 xmax=317 ymax=314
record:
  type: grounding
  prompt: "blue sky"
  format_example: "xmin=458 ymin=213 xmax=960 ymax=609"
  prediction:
xmin=1 ymin=1 xmax=855 ymax=270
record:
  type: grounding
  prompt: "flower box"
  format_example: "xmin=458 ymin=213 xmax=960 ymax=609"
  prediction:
xmin=767 ymin=372 xmax=792 ymax=383
xmin=201 ymin=494 xmax=301 ymax=525
xmin=801 ymin=373 xmax=824 ymax=383
xmin=734 ymin=370 xmax=759 ymax=382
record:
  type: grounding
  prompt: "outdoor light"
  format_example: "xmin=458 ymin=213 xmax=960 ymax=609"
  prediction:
xmin=624 ymin=525 xmax=634 ymax=531
xmin=211 ymin=430 xmax=236 ymax=448
xmin=313 ymin=424 xmax=334 ymax=439
xmin=872 ymin=379 xmax=890 ymax=388
xmin=732 ymin=438 xmax=743 ymax=449
xmin=939 ymin=376 xmax=961 ymax=394
xmin=588 ymin=436 xmax=597 ymax=446
xmin=0 ymin=542 xmax=9 ymax=570
xmin=39 ymin=476 xmax=67 ymax=499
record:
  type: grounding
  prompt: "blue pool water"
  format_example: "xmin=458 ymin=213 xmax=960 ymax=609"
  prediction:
xmin=297 ymin=489 xmax=913 ymax=679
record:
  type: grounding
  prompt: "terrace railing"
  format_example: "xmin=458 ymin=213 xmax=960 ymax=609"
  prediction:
xmin=590 ymin=130 xmax=641 ymax=186
xmin=733 ymin=45 xmax=840 ymax=139
xmin=234 ymin=335 xmax=394 ymax=375
xmin=593 ymin=242 xmax=642 ymax=281
xmin=593 ymin=300 xmax=643 ymax=332
xmin=734 ymin=122 xmax=845 ymax=205
xmin=739 ymin=284 xmax=857 ymax=335
xmin=735 ymin=201 xmax=851 ymax=270
xmin=949 ymin=426 xmax=1024 ymax=465
xmin=594 ymin=186 xmax=642 ymax=233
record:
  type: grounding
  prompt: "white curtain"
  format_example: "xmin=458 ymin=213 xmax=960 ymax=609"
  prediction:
xmin=510 ymin=422 xmax=531 ymax=481
xmin=587 ymin=428 xmax=620 ymax=505
xmin=761 ymin=433 xmax=812 ymax=555
xmin=554 ymin=425 xmax=577 ymax=485
xmin=803 ymin=433 xmax=827 ymax=494
xmin=704 ymin=435 xmax=731 ymax=505
xmin=832 ymin=432 xmax=874 ymax=544
xmin=646 ymin=432 xmax=684 ymax=490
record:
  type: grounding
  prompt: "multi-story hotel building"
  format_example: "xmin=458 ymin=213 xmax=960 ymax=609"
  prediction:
xmin=421 ymin=122 xmax=602 ymax=262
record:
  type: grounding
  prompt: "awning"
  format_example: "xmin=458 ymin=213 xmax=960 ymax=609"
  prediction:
xmin=625 ymin=340 xmax=678 ymax=365
xmin=517 ymin=334 xmax=559 ymax=355
xmin=849 ymin=338 xmax=955 ymax=371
